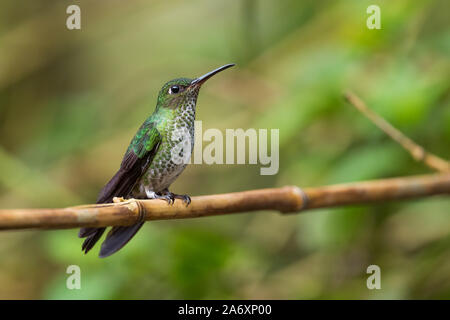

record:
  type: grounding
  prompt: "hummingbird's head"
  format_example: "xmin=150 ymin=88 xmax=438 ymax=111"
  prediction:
xmin=155 ymin=64 xmax=235 ymax=111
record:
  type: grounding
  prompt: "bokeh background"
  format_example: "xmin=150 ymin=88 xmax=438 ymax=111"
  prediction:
xmin=0 ymin=0 xmax=449 ymax=299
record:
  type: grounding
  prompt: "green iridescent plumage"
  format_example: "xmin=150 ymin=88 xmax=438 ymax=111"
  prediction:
xmin=128 ymin=121 xmax=161 ymax=158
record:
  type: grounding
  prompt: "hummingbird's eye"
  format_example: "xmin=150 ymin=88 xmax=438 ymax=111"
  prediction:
xmin=169 ymin=85 xmax=180 ymax=94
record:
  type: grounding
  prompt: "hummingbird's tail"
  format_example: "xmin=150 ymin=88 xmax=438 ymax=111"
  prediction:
xmin=78 ymin=222 xmax=145 ymax=257
xmin=98 ymin=222 xmax=145 ymax=258
xmin=79 ymin=227 xmax=106 ymax=254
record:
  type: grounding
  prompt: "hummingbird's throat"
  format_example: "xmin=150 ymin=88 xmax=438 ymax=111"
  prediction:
xmin=167 ymin=89 xmax=199 ymax=110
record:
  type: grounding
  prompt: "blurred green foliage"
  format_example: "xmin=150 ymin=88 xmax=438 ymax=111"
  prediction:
xmin=0 ymin=0 xmax=449 ymax=299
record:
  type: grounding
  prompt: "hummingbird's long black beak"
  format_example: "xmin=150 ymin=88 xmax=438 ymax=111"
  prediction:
xmin=190 ymin=63 xmax=235 ymax=87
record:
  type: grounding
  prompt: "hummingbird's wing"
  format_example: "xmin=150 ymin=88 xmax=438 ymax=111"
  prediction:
xmin=97 ymin=122 xmax=162 ymax=204
xmin=79 ymin=122 xmax=161 ymax=255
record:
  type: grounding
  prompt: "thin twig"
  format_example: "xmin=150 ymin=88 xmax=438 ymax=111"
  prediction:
xmin=344 ymin=91 xmax=450 ymax=173
xmin=0 ymin=173 xmax=448 ymax=231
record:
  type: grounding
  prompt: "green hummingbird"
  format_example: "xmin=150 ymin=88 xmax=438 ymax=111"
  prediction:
xmin=79 ymin=64 xmax=235 ymax=258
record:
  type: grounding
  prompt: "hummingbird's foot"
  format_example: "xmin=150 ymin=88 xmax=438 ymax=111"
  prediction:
xmin=161 ymin=189 xmax=191 ymax=206
xmin=158 ymin=193 xmax=175 ymax=205
xmin=173 ymin=194 xmax=191 ymax=206
xmin=145 ymin=190 xmax=175 ymax=205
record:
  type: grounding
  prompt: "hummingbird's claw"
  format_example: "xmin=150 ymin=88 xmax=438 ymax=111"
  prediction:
xmin=172 ymin=194 xmax=191 ymax=206
xmin=153 ymin=192 xmax=175 ymax=205
xmin=160 ymin=189 xmax=191 ymax=207
xmin=165 ymin=194 xmax=175 ymax=206
xmin=179 ymin=195 xmax=191 ymax=206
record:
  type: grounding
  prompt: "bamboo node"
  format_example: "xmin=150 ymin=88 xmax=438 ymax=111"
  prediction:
xmin=135 ymin=200 xmax=147 ymax=222
xmin=281 ymin=186 xmax=309 ymax=213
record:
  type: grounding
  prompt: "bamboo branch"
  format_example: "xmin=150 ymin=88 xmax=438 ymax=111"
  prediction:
xmin=344 ymin=91 xmax=450 ymax=173
xmin=0 ymin=173 xmax=449 ymax=231
xmin=0 ymin=93 xmax=448 ymax=231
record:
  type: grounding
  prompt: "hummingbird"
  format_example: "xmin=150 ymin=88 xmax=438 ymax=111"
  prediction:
xmin=79 ymin=64 xmax=235 ymax=258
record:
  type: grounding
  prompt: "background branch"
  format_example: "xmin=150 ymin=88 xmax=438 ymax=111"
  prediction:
xmin=0 ymin=173 xmax=448 ymax=231
xmin=344 ymin=91 xmax=450 ymax=173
